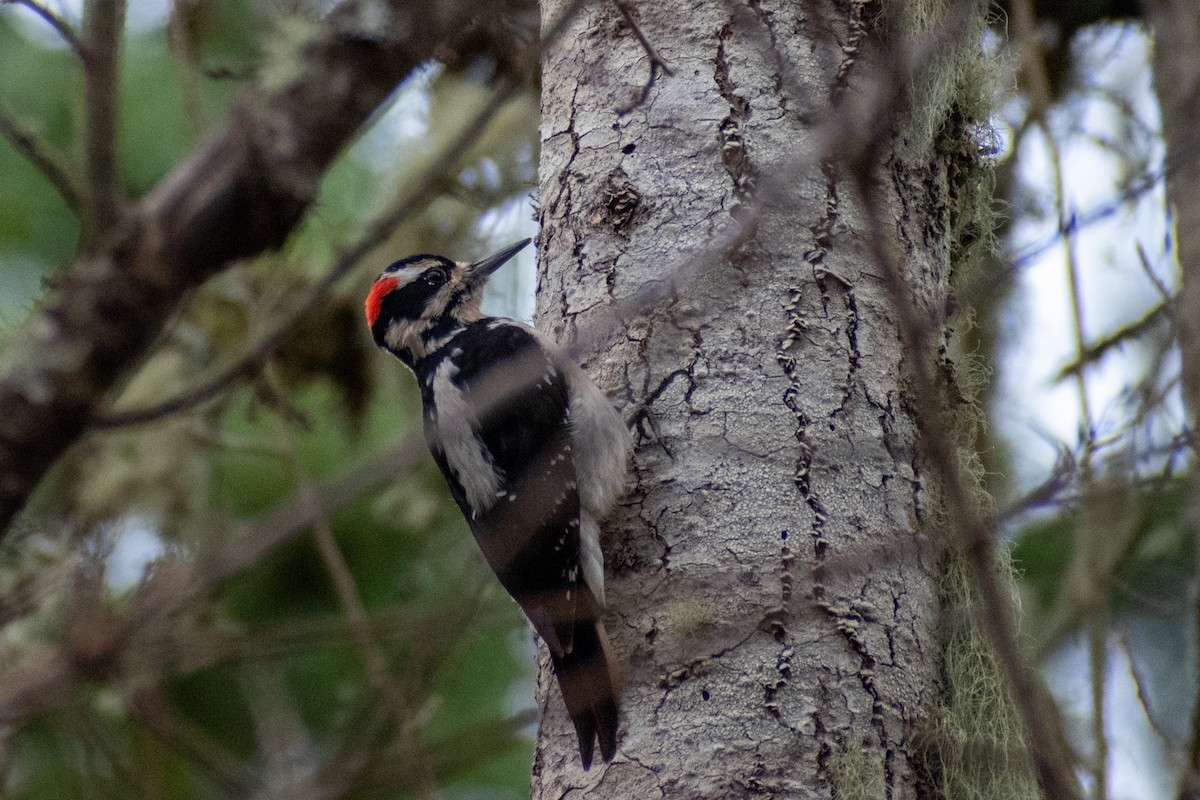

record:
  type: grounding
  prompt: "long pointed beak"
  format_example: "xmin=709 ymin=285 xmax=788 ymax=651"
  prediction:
xmin=467 ymin=238 xmax=532 ymax=286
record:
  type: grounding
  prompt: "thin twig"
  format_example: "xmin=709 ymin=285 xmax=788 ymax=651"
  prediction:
xmin=211 ymin=436 xmax=428 ymax=587
xmin=996 ymin=446 xmax=1077 ymax=525
xmin=311 ymin=512 xmax=439 ymax=799
xmin=615 ymin=0 xmax=673 ymax=115
xmin=1055 ymin=300 xmax=1171 ymax=381
xmin=4 ymin=0 xmax=87 ymax=57
xmin=1137 ymin=242 xmax=1177 ymax=311
xmin=1033 ymin=31 xmax=1108 ymax=797
xmin=0 ymin=106 xmax=83 ymax=215
xmin=1010 ymin=167 xmax=1165 ymax=272
xmin=1115 ymin=631 xmax=1175 ymax=755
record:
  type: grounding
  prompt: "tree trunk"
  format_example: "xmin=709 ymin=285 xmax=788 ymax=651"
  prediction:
xmin=534 ymin=1 xmax=987 ymax=796
xmin=1142 ymin=4 xmax=1200 ymax=797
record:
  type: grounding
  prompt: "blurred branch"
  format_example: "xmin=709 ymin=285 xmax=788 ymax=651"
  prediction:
xmin=318 ymin=701 xmax=395 ymax=796
xmin=0 ymin=106 xmax=83 ymax=215
xmin=1055 ymin=300 xmax=1171 ymax=381
xmin=3 ymin=0 xmax=86 ymax=57
xmin=311 ymin=513 xmax=438 ymax=799
xmin=1010 ymin=167 xmax=1165 ymax=271
xmin=311 ymin=576 xmax=500 ymax=797
xmin=80 ymin=0 xmax=126 ymax=251
xmin=1037 ymin=13 xmax=1108 ymax=784
xmin=996 ymin=446 xmax=1076 ymax=524
xmin=93 ymin=83 xmax=522 ymax=429
xmin=125 ymin=684 xmax=258 ymax=795
xmin=1115 ymin=631 xmax=1175 ymax=757
xmin=0 ymin=0 xmax=492 ymax=538
xmin=166 ymin=1 xmax=204 ymax=134
xmin=212 ymin=436 xmax=427 ymax=586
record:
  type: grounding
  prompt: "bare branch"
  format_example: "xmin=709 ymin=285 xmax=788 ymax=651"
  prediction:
xmin=996 ymin=446 xmax=1077 ymax=524
xmin=0 ymin=105 xmax=83 ymax=214
xmin=1055 ymin=300 xmax=1172 ymax=381
xmin=3 ymin=0 xmax=86 ymax=57
xmin=1010 ymin=167 xmax=1165 ymax=272
xmin=93 ymin=83 xmax=522 ymax=429
xmin=125 ymin=684 xmax=259 ymax=796
xmin=80 ymin=0 xmax=127 ymax=250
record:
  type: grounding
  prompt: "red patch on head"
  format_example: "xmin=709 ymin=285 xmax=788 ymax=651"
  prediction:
xmin=365 ymin=277 xmax=400 ymax=329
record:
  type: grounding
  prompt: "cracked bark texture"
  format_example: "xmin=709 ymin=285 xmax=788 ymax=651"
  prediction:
xmin=534 ymin=1 xmax=958 ymax=797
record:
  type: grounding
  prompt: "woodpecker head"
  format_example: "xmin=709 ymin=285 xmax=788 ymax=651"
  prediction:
xmin=365 ymin=238 xmax=531 ymax=364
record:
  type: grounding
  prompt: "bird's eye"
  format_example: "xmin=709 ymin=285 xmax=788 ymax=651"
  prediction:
xmin=425 ymin=268 xmax=448 ymax=285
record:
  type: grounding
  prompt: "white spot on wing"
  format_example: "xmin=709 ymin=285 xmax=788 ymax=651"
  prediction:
xmin=579 ymin=512 xmax=605 ymax=607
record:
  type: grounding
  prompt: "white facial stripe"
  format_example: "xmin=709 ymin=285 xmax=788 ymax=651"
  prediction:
xmin=387 ymin=265 xmax=429 ymax=286
xmin=379 ymin=261 xmax=481 ymax=359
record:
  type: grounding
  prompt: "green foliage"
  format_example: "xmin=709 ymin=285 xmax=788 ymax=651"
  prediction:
xmin=0 ymin=20 xmax=79 ymax=279
xmin=1012 ymin=478 xmax=1193 ymax=625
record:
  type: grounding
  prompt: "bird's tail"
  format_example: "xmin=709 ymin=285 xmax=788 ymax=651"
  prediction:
xmin=551 ymin=617 xmax=620 ymax=770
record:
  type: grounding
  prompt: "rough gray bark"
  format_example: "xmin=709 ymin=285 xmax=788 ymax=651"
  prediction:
xmin=533 ymin=1 xmax=972 ymax=796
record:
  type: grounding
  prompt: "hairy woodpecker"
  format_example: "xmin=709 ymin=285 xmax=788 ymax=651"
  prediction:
xmin=365 ymin=238 xmax=630 ymax=769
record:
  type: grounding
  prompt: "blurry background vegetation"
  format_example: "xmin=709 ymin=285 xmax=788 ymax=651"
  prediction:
xmin=0 ymin=0 xmax=1195 ymax=797
xmin=1 ymin=1 xmax=541 ymax=797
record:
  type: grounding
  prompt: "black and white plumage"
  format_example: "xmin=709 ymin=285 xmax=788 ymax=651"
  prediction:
xmin=365 ymin=239 xmax=631 ymax=769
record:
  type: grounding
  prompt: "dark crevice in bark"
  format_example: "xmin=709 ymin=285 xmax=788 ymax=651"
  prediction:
xmin=833 ymin=607 xmax=896 ymax=799
xmin=832 ymin=0 xmax=876 ymax=99
xmin=713 ymin=24 xmax=759 ymax=208
xmin=762 ymin=640 xmax=797 ymax=733
xmin=538 ymin=80 xmax=584 ymax=331
xmin=815 ymin=280 xmax=861 ymax=427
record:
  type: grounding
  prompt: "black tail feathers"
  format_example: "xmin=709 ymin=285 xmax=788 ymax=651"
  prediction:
xmin=552 ymin=619 xmax=620 ymax=770
xmin=570 ymin=692 xmax=618 ymax=770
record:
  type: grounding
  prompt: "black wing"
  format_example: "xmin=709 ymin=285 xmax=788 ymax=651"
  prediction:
xmin=417 ymin=320 xmax=618 ymax=768
xmin=420 ymin=322 xmax=587 ymax=649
